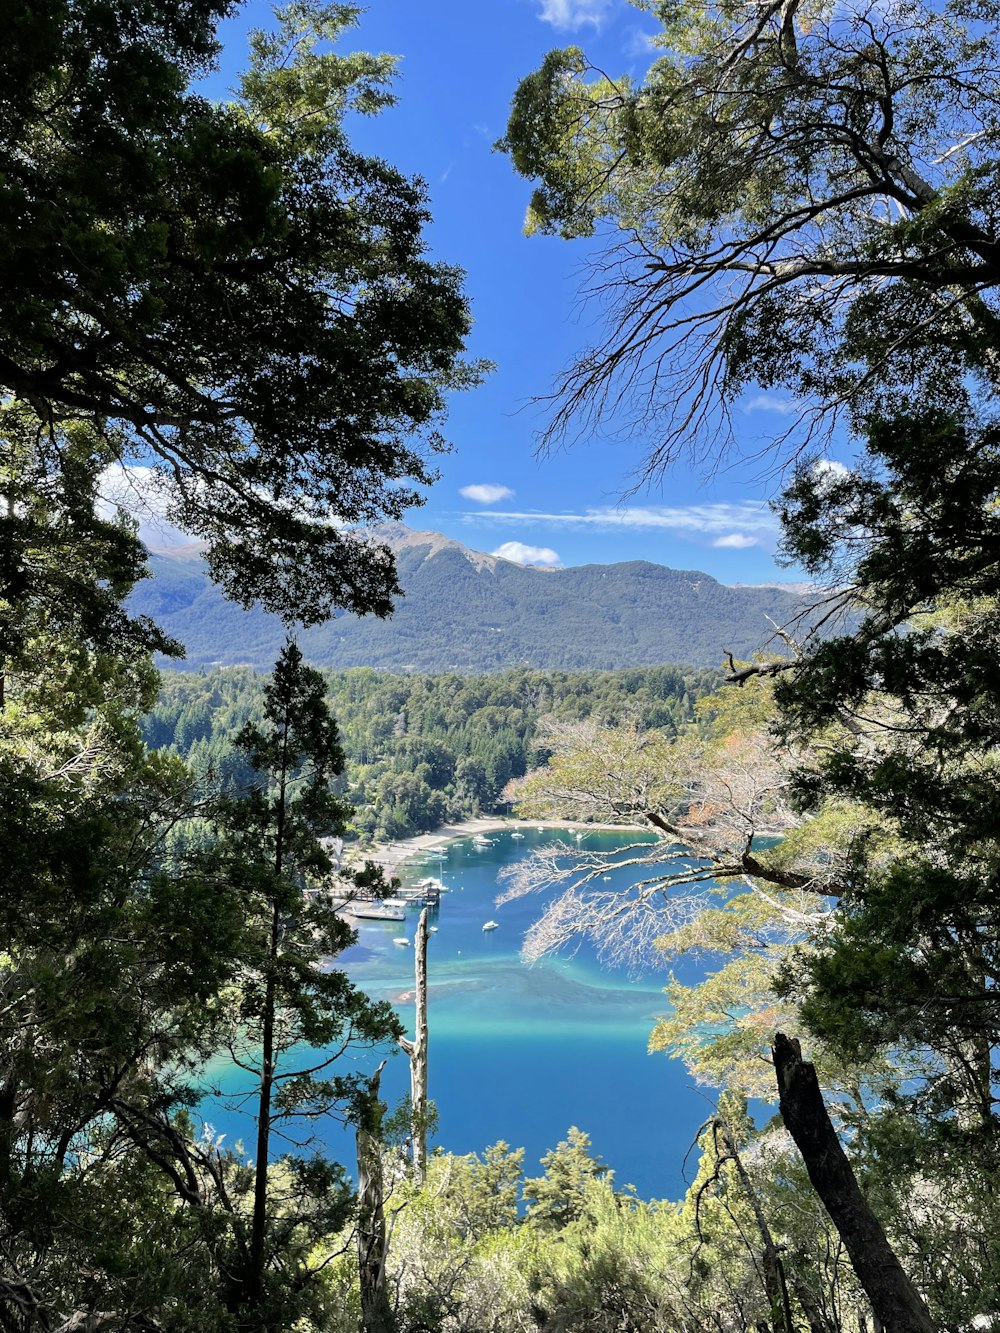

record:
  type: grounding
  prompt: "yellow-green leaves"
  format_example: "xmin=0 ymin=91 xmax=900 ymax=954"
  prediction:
xmin=240 ymin=2 xmax=396 ymax=144
xmin=508 ymin=716 xmax=681 ymax=825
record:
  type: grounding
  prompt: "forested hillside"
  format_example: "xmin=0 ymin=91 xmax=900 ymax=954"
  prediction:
xmin=133 ymin=527 xmax=813 ymax=672
xmin=146 ymin=664 xmax=720 ymax=839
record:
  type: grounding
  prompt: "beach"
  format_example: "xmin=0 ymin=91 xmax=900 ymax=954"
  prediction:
xmin=351 ymin=816 xmax=648 ymax=878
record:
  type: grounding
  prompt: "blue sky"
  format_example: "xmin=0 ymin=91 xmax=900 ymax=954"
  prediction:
xmin=208 ymin=0 xmax=836 ymax=584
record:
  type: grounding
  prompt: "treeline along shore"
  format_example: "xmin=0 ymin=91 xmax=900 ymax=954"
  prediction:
xmin=144 ymin=664 xmax=720 ymax=842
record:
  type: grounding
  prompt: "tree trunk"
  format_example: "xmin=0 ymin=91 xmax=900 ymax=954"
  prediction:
xmin=249 ymin=737 xmax=287 ymax=1312
xmin=716 ymin=1118 xmax=793 ymax=1333
xmin=249 ymin=899 xmax=281 ymax=1309
xmin=398 ymin=908 xmax=429 ymax=1183
xmin=772 ymin=1034 xmax=936 ymax=1333
xmin=356 ymin=1062 xmax=394 ymax=1333
xmin=790 ymin=1266 xmax=833 ymax=1333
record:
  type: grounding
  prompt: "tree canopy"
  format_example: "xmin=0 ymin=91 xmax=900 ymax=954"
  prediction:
xmin=3 ymin=0 xmax=480 ymax=622
xmin=501 ymin=0 xmax=1000 ymax=469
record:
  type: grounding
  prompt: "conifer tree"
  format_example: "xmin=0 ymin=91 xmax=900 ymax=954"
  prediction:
xmin=212 ymin=639 xmax=400 ymax=1327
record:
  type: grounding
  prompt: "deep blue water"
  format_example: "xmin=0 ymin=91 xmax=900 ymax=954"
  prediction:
xmin=202 ymin=828 xmax=712 ymax=1200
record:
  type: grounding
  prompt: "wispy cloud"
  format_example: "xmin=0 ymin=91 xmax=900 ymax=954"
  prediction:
xmin=493 ymin=541 xmax=562 ymax=567
xmin=622 ymin=26 xmax=658 ymax=57
xmin=465 ymin=501 xmax=778 ymax=540
xmin=713 ymin=533 xmax=758 ymax=549
xmin=743 ymin=393 xmax=799 ymax=416
xmin=460 ymin=482 xmax=515 ymax=505
xmin=538 ymin=0 xmax=613 ymax=31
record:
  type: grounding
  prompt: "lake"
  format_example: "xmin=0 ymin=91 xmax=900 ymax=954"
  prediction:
xmin=206 ymin=826 xmax=712 ymax=1201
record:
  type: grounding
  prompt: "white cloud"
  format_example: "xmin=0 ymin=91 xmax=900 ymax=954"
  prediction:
xmin=98 ymin=462 xmax=193 ymax=549
xmin=460 ymin=483 xmax=515 ymax=505
xmin=492 ymin=541 xmax=562 ymax=567
xmin=811 ymin=457 xmax=851 ymax=496
xmin=712 ymin=533 xmax=758 ymax=549
xmin=538 ymin=0 xmax=612 ymax=30
xmin=813 ymin=458 xmax=849 ymax=479
xmin=743 ymin=393 xmax=799 ymax=416
xmin=466 ymin=501 xmax=778 ymax=540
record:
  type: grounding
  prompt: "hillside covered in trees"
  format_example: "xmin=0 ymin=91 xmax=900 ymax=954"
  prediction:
xmin=133 ymin=527 xmax=813 ymax=673
xmin=146 ymin=664 xmax=719 ymax=839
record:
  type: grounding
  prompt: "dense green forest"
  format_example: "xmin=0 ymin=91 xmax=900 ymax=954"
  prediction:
xmin=145 ymin=665 xmax=720 ymax=839
xmin=6 ymin=0 xmax=1000 ymax=1331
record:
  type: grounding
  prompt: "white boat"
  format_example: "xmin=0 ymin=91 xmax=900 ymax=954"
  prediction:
xmin=349 ymin=901 xmax=405 ymax=922
xmin=472 ymin=835 xmax=491 ymax=847
xmin=429 ymin=926 xmax=439 ymax=933
xmin=482 ymin=920 xmax=499 ymax=931
xmin=393 ymin=937 xmax=410 ymax=947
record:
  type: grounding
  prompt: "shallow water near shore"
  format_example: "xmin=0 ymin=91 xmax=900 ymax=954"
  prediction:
xmin=204 ymin=827 xmax=712 ymax=1199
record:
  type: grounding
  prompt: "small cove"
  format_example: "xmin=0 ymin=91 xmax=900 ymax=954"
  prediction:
xmin=202 ymin=827 xmax=713 ymax=1199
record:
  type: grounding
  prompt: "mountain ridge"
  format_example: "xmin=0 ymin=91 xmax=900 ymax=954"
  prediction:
xmin=131 ymin=524 xmax=816 ymax=673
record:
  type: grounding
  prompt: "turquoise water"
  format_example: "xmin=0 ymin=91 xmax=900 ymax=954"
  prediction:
xmin=205 ymin=828 xmax=711 ymax=1200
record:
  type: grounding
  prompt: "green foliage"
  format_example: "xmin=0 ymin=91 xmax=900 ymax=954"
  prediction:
xmin=0 ymin=538 xmax=247 ymax=1327
xmin=523 ymin=1127 xmax=611 ymax=1231
xmin=502 ymin=0 xmax=1000 ymax=463
xmin=0 ymin=406 xmax=176 ymax=718
xmin=208 ymin=638 xmax=402 ymax=1323
xmin=320 ymin=1120 xmax=882 ymax=1333
xmin=2 ymin=0 xmax=481 ymax=622
xmin=770 ymin=404 xmax=1000 ymax=1129
xmin=145 ymin=662 xmax=720 ymax=840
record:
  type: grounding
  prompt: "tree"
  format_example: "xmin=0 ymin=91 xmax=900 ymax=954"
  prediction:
xmin=504 ymin=7 xmax=1000 ymax=1319
xmin=211 ymin=639 xmax=401 ymax=1327
xmin=772 ymin=1035 xmax=935 ymax=1333
xmin=397 ymin=908 xmax=431 ymax=1184
xmin=524 ymin=1128 xmax=611 ymax=1231
xmin=380 ymin=1141 xmax=532 ymax=1333
xmin=500 ymin=0 xmax=1000 ymax=470
xmin=746 ymin=410 xmax=1000 ymax=1167
xmin=500 ymin=696 xmax=841 ymax=968
xmin=0 ymin=531 xmax=246 ymax=1329
xmin=499 ymin=698 xmax=919 ymax=1112
xmin=3 ymin=0 xmax=481 ymax=622
xmin=0 ymin=404 xmax=177 ymax=710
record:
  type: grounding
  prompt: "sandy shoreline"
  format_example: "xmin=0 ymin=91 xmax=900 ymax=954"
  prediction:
xmin=350 ymin=816 xmax=647 ymax=879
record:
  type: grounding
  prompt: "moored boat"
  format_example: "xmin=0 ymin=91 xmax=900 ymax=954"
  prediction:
xmin=349 ymin=901 xmax=405 ymax=922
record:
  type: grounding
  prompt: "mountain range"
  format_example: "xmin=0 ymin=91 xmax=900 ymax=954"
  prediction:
xmin=131 ymin=523 xmax=818 ymax=673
